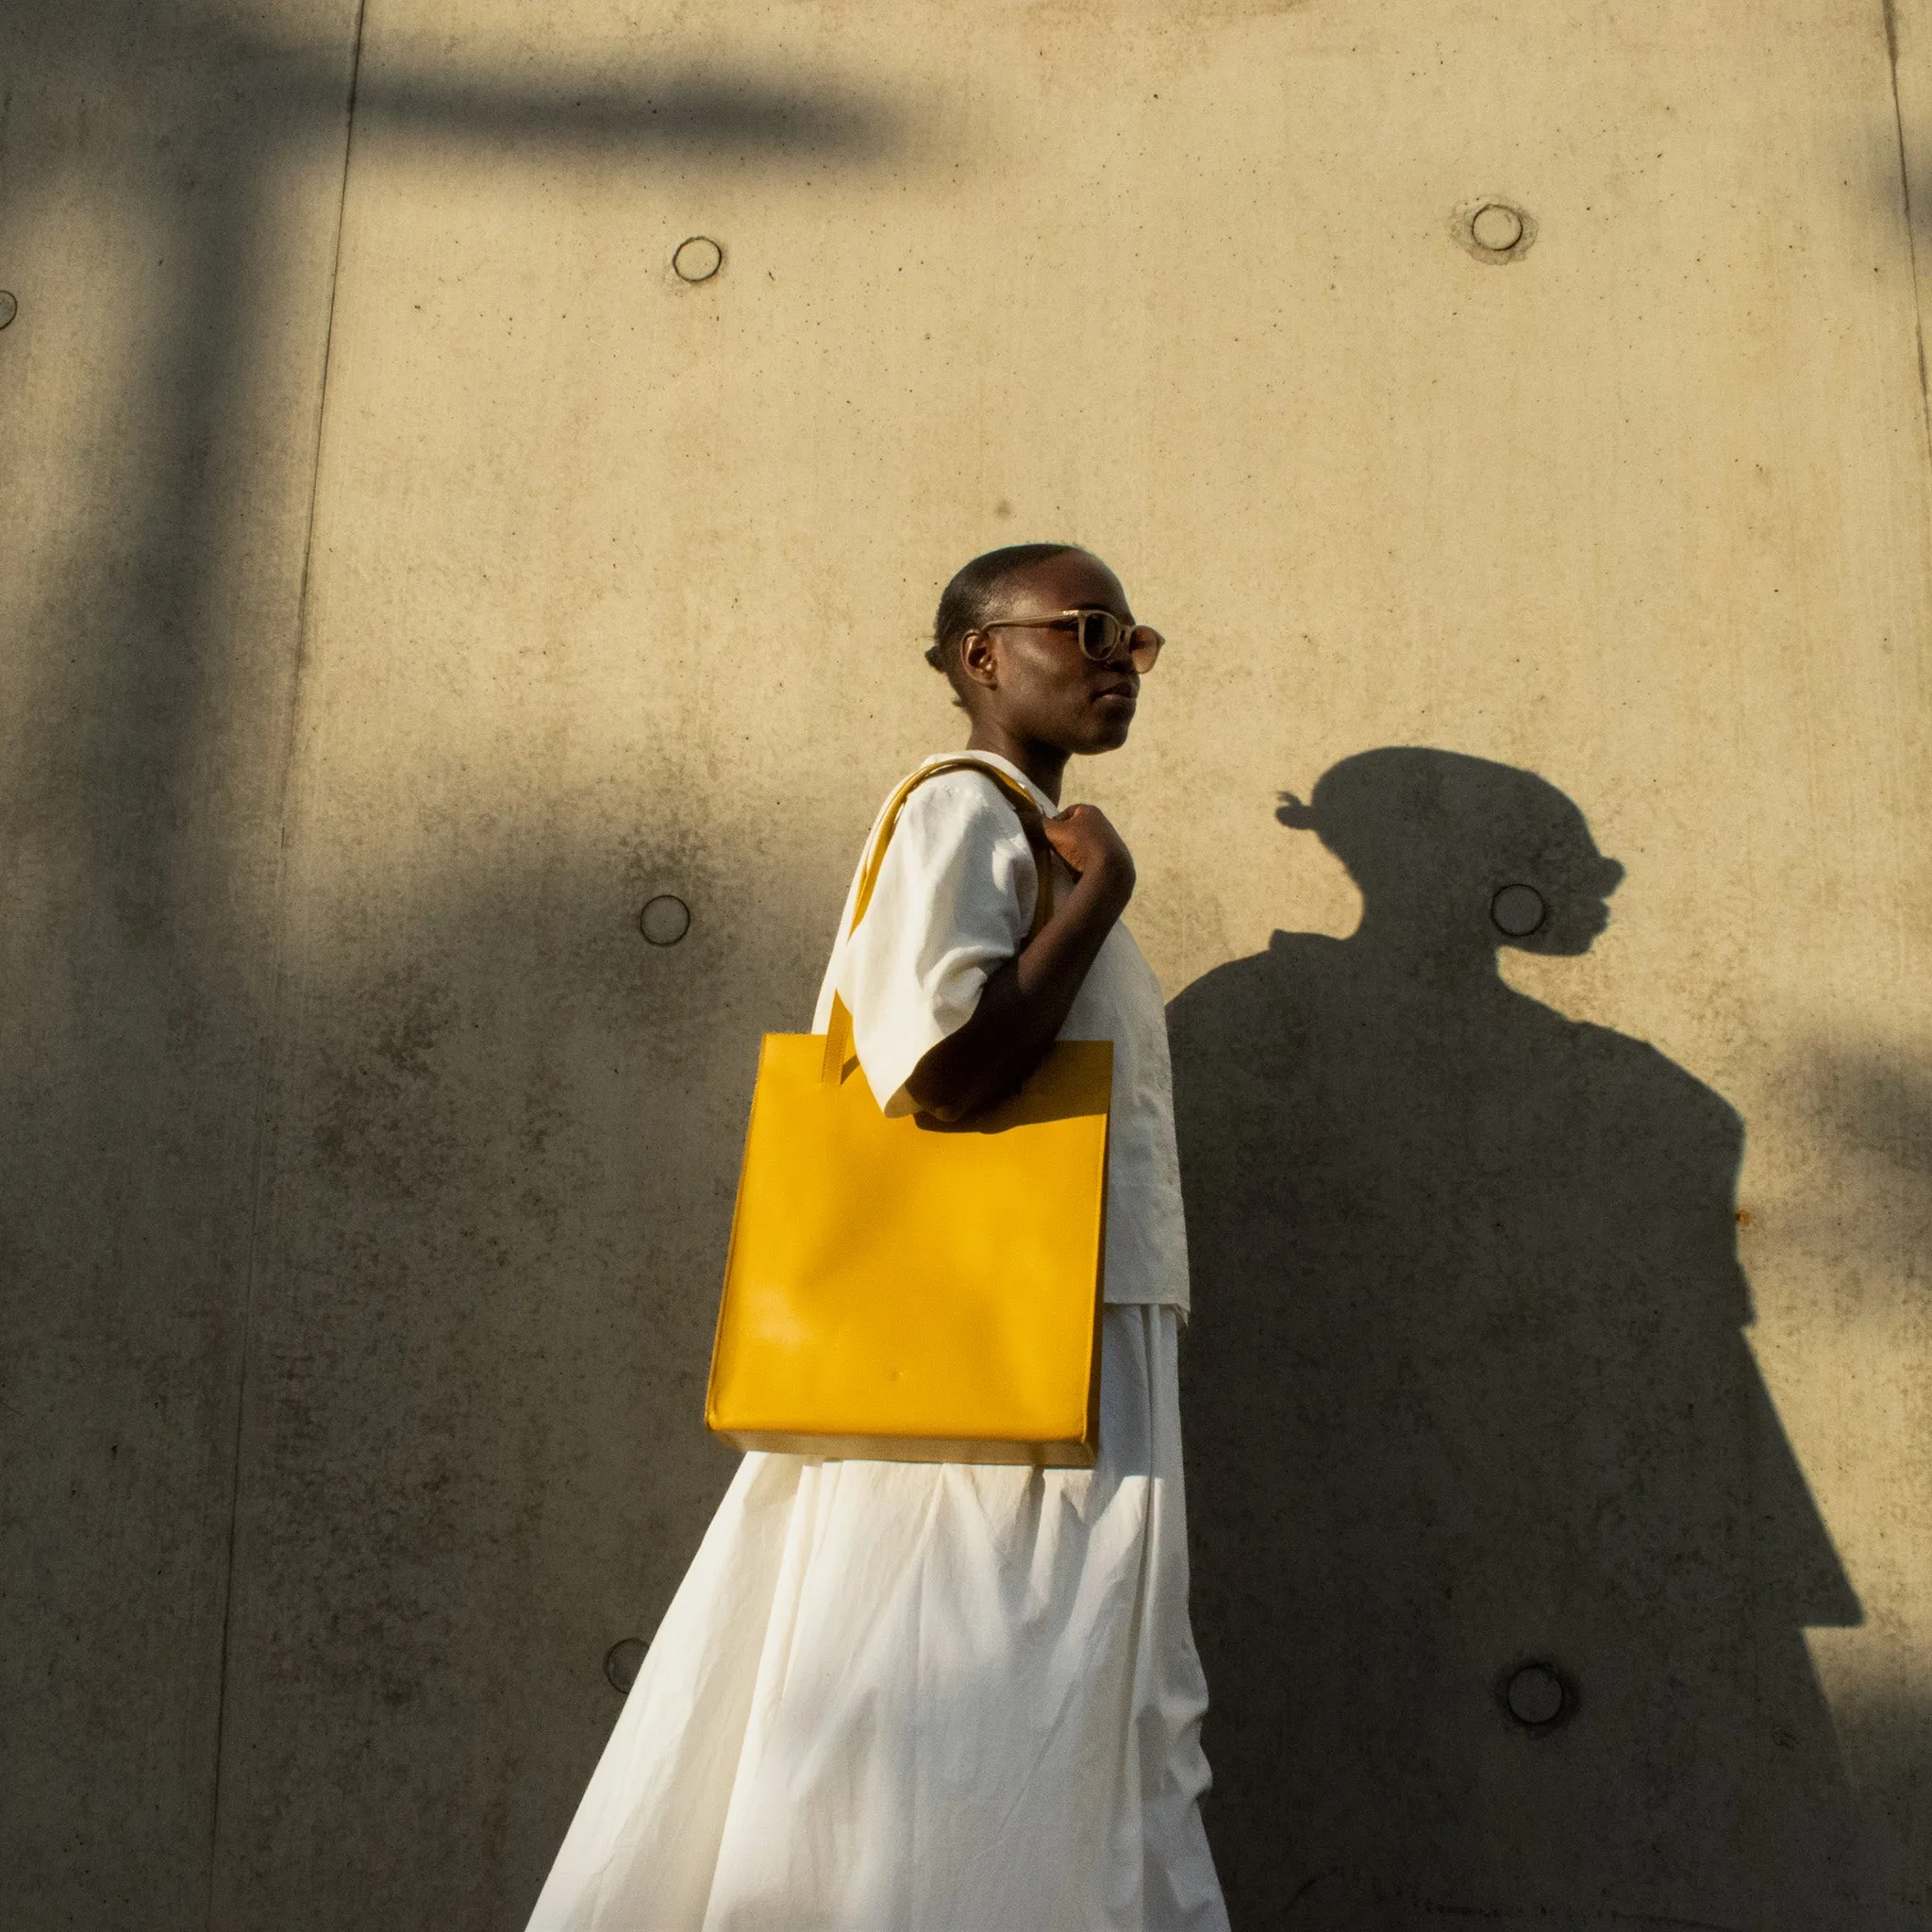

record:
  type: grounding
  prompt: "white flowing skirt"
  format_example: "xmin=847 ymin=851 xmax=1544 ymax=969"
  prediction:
xmin=526 ymin=1305 xmax=1228 ymax=1932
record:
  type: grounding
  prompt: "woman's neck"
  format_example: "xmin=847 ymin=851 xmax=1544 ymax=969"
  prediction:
xmin=964 ymin=722 xmax=1068 ymax=804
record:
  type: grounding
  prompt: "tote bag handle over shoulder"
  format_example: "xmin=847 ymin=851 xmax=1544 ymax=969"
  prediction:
xmin=819 ymin=757 xmax=1057 ymax=1087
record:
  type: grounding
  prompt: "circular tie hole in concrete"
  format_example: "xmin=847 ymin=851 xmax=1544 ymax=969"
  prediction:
xmin=604 ymin=1638 xmax=649 ymax=1694
xmin=1502 ymin=1660 xmax=1574 ymax=1732
xmin=1491 ymin=883 xmax=1547 ymax=938
xmin=1471 ymin=203 xmax=1524 ymax=252
xmin=673 ymin=236 xmax=724 ymax=283
xmin=1453 ymin=197 xmax=1537 ymax=263
xmin=640 ymin=893 xmax=691 ymax=945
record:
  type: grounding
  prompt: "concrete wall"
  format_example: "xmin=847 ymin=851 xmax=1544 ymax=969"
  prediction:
xmin=1 ymin=2 xmax=360 ymax=1920
xmin=6 ymin=1 xmax=1931 ymax=1926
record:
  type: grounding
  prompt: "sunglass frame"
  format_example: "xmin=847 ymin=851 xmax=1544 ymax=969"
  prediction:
xmin=976 ymin=608 xmax=1164 ymax=673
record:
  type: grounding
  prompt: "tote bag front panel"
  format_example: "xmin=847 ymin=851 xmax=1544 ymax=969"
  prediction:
xmin=708 ymin=1035 xmax=1111 ymax=1457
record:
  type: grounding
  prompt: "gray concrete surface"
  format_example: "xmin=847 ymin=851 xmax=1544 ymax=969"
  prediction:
xmin=0 ymin=1 xmax=361 ymax=1921
xmin=5 ymin=1 xmax=1931 ymax=1927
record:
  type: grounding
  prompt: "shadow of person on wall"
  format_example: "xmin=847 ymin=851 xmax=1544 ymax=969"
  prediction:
xmin=1170 ymin=748 xmax=1879 ymax=1931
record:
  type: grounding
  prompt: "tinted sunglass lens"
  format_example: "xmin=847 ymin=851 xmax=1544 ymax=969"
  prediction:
xmin=1076 ymin=611 xmax=1108 ymax=658
xmin=1128 ymin=627 xmax=1162 ymax=673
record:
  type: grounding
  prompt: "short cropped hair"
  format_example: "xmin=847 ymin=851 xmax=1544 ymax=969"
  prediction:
xmin=925 ymin=542 xmax=1086 ymax=699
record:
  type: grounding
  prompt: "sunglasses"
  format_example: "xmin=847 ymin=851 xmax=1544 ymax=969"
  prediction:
xmin=976 ymin=608 xmax=1165 ymax=675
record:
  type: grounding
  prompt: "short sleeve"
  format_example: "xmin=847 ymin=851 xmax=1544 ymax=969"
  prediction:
xmin=836 ymin=774 xmax=1038 ymax=1116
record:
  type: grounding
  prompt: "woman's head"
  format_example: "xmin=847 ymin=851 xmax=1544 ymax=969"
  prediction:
xmin=926 ymin=543 xmax=1147 ymax=758
xmin=926 ymin=544 xmax=1086 ymax=683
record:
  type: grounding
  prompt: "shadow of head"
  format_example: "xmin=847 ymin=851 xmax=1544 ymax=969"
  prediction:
xmin=1276 ymin=746 xmax=1624 ymax=957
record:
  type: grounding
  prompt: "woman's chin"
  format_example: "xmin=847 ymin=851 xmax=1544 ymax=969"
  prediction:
xmin=1083 ymin=705 xmax=1137 ymax=753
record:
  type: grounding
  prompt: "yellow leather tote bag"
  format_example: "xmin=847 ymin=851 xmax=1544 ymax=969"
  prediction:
xmin=706 ymin=758 xmax=1112 ymax=1467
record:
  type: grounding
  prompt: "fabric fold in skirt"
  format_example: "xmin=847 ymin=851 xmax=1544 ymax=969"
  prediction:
xmin=526 ymin=1304 xmax=1227 ymax=1932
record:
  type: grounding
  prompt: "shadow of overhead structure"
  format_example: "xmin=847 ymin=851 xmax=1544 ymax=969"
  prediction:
xmin=0 ymin=10 xmax=902 ymax=1926
xmin=1170 ymin=749 xmax=1895 ymax=1930
xmin=353 ymin=61 xmax=902 ymax=158
xmin=9 ymin=17 xmax=905 ymax=908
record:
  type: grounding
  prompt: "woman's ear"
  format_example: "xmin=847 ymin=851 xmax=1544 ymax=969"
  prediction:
xmin=958 ymin=629 xmax=1000 ymax=691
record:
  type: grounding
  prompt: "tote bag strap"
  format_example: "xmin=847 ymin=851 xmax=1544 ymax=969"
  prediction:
xmin=821 ymin=758 xmax=1057 ymax=1087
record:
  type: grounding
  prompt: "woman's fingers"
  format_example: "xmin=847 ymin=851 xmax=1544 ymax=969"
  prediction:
xmin=1041 ymin=805 xmax=1099 ymax=866
xmin=1042 ymin=803 xmax=1134 ymax=883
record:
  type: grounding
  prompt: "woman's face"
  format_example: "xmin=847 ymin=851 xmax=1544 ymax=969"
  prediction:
xmin=962 ymin=552 xmax=1141 ymax=756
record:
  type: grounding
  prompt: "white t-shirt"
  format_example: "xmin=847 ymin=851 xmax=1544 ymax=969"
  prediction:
xmin=810 ymin=751 xmax=1191 ymax=1312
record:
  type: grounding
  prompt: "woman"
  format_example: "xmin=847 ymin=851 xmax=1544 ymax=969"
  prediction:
xmin=528 ymin=543 xmax=1226 ymax=1932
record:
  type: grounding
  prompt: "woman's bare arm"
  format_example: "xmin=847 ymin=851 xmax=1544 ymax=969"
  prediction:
xmin=904 ymin=804 xmax=1135 ymax=1122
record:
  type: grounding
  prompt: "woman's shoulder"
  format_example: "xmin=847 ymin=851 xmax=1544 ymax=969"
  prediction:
xmin=890 ymin=762 xmax=1033 ymax=839
xmin=863 ymin=764 xmax=1036 ymax=901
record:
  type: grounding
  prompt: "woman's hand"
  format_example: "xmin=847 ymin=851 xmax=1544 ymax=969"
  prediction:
xmin=1041 ymin=804 xmax=1136 ymax=911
